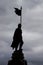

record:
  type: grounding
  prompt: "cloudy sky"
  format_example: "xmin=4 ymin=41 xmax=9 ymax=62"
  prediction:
xmin=0 ymin=0 xmax=43 ymax=65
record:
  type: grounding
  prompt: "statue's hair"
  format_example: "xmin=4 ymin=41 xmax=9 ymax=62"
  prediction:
xmin=18 ymin=23 xmax=21 ymax=28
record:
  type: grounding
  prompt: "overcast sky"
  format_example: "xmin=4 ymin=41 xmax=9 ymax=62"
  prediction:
xmin=0 ymin=0 xmax=43 ymax=65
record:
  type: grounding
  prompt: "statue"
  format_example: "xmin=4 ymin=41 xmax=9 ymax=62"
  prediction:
xmin=8 ymin=7 xmax=27 ymax=65
xmin=11 ymin=23 xmax=23 ymax=51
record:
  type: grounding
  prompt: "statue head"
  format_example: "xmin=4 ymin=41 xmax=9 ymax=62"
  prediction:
xmin=18 ymin=23 xmax=22 ymax=29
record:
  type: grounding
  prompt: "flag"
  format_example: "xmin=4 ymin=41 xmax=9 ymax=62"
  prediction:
xmin=14 ymin=7 xmax=22 ymax=16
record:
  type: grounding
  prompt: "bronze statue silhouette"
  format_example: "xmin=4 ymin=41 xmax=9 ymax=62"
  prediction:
xmin=8 ymin=6 xmax=27 ymax=65
xmin=11 ymin=23 xmax=23 ymax=51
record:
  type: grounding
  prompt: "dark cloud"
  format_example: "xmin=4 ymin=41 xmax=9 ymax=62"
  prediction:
xmin=0 ymin=53 xmax=12 ymax=65
xmin=28 ymin=60 xmax=43 ymax=65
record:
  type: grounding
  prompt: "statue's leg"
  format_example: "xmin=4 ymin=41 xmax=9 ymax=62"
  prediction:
xmin=15 ymin=42 xmax=18 ymax=51
xmin=19 ymin=41 xmax=23 ymax=50
xmin=15 ymin=47 xmax=17 ymax=51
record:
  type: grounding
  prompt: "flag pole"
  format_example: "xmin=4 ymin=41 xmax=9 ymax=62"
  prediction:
xmin=20 ymin=6 xmax=22 ymax=25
